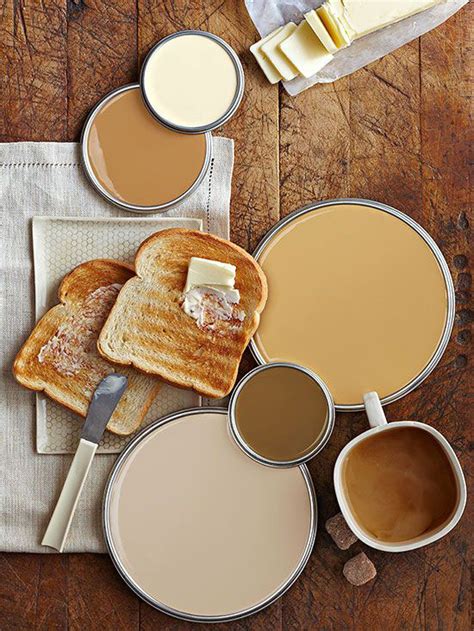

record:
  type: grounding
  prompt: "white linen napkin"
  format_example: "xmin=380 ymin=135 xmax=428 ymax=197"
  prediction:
xmin=0 ymin=138 xmax=234 ymax=552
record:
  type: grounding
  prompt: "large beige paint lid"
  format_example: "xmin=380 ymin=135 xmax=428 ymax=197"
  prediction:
xmin=251 ymin=199 xmax=455 ymax=410
xmin=103 ymin=409 xmax=316 ymax=622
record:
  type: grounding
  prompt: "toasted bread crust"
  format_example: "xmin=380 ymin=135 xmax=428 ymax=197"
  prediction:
xmin=13 ymin=259 xmax=161 ymax=436
xmin=98 ymin=229 xmax=268 ymax=398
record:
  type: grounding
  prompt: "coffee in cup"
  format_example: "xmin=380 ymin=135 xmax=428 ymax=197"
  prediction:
xmin=334 ymin=392 xmax=466 ymax=552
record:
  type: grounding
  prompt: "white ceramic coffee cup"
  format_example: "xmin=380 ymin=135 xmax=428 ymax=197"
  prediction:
xmin=334 ymin=392 xmax=467 ymax=552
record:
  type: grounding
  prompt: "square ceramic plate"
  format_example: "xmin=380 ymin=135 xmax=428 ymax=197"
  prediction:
xmin=33 ymin=216 xmax=202 ymax=454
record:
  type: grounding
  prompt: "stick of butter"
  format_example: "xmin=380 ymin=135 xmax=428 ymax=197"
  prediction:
xmin=250 ymin=27 xmax=284 ymax=85
xmin=304 ymin=10 xmax=339 ymax=53
xmin=184 ymin=257 xmax=236 ymax=293
xmin=317 ymin=5 xmax=353 ymax=48
xmin=280 ymin=21 xmax=334 ymax=79
xmin=325 ymin=0 xmax=440 ymax=40
xmin=323 ymin=1 xmax=357 ymax=42
xmin=261 ymin=23 xmax=299 ymax=82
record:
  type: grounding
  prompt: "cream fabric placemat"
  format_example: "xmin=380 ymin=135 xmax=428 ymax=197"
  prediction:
xmin=33 ymin=216 xmax=202 ymax=455
xmin=0 ymin=139 xmax=234 ymax=552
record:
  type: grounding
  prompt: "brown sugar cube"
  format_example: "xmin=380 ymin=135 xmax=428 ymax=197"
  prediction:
xmin=325 ymin=512 xmax=358 ymax=550
xmin=343 ymin=552 xmax=377 ymax=586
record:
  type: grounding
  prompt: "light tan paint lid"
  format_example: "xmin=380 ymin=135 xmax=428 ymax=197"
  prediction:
xmin=254 ymin=204 xmax=449 ymax=406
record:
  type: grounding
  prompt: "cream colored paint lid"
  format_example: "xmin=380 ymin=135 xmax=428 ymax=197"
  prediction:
xmin=141 ymin=31 xmax=244 ymax=133
xmin=104 ymin=410 xmax=315 ymax=621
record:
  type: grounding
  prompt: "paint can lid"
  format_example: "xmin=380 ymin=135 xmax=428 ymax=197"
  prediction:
xmin=140 ymin=30 xmax=245 ymax=134
xmin=80 ymin=83 xmax=212 ymax=213
xmin=228 ymin=362 xmax=336 ymax=468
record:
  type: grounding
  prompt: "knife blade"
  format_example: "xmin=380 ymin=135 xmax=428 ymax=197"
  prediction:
xmin=81 ymin=373 xmax=128 ymax=443
xmin=42 ymin=374 xmax=128 ymax=552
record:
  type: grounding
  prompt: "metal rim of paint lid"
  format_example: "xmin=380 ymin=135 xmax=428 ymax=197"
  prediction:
xmin=140 ymin=30 xmax=245 ymax=134
xmin=249 ymin=198 xmax=456 ymax=413
xmin=102 ymin=407 xmax=317 ymax=623
xmin=80 ymin=83 xmax=212 ymax=213
xmin=228 ymin=362 xmax=336 ymax=468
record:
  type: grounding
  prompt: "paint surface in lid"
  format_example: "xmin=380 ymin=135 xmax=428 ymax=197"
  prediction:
xmin=106 ymin=411 xmax=313 ymax=618
xmin=86 ymin=87 xmax=207 ymax=207
xmin=142 ymin=33 xmax=239 ymax=129
xmin=253 ymin=204 xmax=448 ymax=406
xmin=234 ymin=365 xmax=329 ymax=462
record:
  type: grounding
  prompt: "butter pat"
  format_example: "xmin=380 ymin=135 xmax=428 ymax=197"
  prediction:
xmin=305 ymin=10 xmax=339 ymax=53
xmin=184 ymin=257 xmax=236 ymax=293
xmin=317 ymin=6 xmax=352 ymax=48
xmin=326 ymin=0 xmax=440 ymax=39
xmin=250 ymin=27 xmax=284 ymax=84
xmin=324 ymin=1 xmax=357 ymax=41
xmin=261 ymin=23 xmax=299 ymax=82
xmin=280 ymin=21 xmax=333 ymax=79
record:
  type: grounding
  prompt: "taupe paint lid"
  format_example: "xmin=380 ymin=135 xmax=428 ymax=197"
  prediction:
xmin=81 ymin=83 xmax=211 ymax=213
xmin=229 ymin=362 xmax=335 ymax=467
xmin=103 ymin=408 xmax=316 ymax=623
xmin=251 ymin=199 xmax=455 ymax=411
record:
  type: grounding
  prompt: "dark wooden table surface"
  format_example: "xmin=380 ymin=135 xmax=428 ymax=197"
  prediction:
xmin=1 ymin=2 xmax=472 ymax=629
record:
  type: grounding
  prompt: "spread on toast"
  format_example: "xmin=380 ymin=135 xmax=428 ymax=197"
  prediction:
xmin=182 ymin=286 xmax=245 ymax=333
xmin=14 ymin=259 xmax=161 ymax=435
xmin=38 ymin=283 xmax=122 ymax=377
xmin=181 ymin=256 xmax=245 ymax=332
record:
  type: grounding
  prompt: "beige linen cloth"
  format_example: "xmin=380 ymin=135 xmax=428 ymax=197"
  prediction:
xmin=0 ymin=139 xmax=234 ymax=552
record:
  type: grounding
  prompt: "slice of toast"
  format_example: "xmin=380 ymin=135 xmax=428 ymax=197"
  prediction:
xmin=13 ymin=259 xmax=161 ymax=435
xmin=98 ymin=229 xmax=268 ymax=398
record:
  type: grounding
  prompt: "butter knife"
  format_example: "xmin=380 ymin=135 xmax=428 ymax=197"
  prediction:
xmin=41 ymin=374 xmax=128 ymax=552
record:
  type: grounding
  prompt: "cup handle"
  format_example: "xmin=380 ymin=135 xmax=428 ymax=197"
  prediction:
xmin=363 ymin=392 xmax=388 ymax=428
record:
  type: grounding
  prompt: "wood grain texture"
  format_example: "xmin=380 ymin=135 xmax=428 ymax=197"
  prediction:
xmin=66 ymin=0 xmax=137 ymax=139
xmin=0 ymin=1 xmax=471 ymax=629
xmin=0 ymin=1 xmax=67 ymax=141
xmin=349 ymin=41 xmax=423 ymax=215
xmin=418 ymin=7 xmax=472 ymax=631
xmin=67 ymin=554 xmax=139 ymax=630
xmin=279 ymin=78 xmax=351 ymax=214
xmin=278 ymin=4 xmax=471 ymax=629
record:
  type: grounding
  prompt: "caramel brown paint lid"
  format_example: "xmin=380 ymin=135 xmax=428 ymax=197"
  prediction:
xmin=81 ymin=84 xmax=210 ymax=211
xmin=252 ymin=201 xmax=454 ymax=409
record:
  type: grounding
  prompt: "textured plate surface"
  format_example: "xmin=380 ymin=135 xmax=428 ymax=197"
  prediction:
xmin=33 ymin=216 xmax=202 ymax=454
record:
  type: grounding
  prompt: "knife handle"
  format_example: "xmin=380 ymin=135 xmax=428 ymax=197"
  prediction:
xmin=41 ymin=438 xmax=97 ymax=552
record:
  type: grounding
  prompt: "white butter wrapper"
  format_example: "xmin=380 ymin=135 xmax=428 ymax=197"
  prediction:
xmin=245 ymin=0 xmax=468 ymax=95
